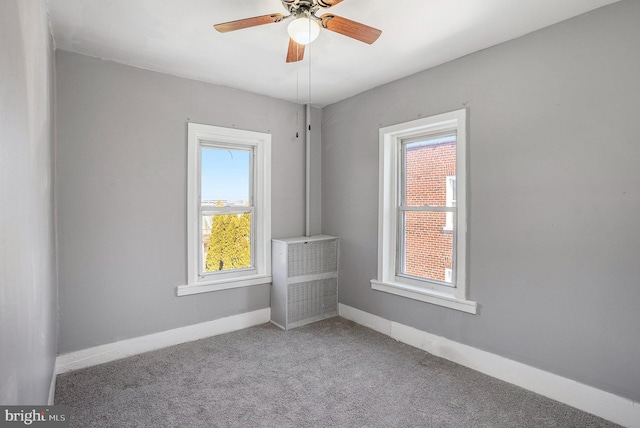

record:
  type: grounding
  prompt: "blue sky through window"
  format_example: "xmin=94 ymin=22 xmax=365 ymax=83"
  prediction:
xmin=201 ymin=147 xmax=250 ymax=205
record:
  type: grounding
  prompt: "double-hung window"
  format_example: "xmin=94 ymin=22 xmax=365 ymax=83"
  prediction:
xmin=372 ymin=109 xmax=476 ymax=314
xmin=178 ymin=123 xmax=271 ymax=296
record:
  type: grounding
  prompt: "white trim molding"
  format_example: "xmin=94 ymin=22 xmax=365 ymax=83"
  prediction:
xmin=338 ymin=303 xmax=639 ymax=428
xmin=176 ymin=274 xmax=272 ymax=296
xmin=371 ymin=280 xmax=477 ymax=314
xmin=48 ymin=363 xmax=57 ymax=405
xmin=56 ymin=308 xmax=270 ymax=374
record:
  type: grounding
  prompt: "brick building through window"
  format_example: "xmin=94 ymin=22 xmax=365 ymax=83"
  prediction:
xmin=402 ymin=136 xmax=456 ymax=284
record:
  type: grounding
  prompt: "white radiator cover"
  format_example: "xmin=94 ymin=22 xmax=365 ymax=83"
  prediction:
xmin=271 ymin=235 xmax=339 ymax=330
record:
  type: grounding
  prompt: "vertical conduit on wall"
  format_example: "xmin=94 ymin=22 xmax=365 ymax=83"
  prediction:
xmin=305 ymin=103 xmax=311 ymax=237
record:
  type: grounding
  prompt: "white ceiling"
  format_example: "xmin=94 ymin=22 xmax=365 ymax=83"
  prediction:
xmin=48 ymin=0 xmax=620 ymax=107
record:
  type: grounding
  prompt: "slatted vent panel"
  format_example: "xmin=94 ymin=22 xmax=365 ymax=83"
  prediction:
xmin=287 ymin=240 xmax=338 ymax=277
xmin=287 ymin=278 xmax=338 ymax=324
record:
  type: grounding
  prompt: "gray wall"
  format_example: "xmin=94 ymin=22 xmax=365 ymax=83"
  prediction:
xmin=322 ymin=0 xmax=640 ymax=402
xmin=56 ymin=51 xmax=307 ymax=353
xmin=0 ymin=0 xmax=57 ymax=404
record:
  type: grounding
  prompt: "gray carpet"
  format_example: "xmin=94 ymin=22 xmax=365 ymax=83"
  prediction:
xmin=55 ymin=317 xmax=619 ymax=427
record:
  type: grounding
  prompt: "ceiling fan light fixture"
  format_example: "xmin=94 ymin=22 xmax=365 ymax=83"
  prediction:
xmin=287 ymin=17 xmax=320 ymax=45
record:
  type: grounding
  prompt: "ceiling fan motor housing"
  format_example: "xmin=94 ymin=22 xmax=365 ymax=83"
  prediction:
xmin=215 ymin=0 xmax=380 ymax=62
xmin=282 ymin=0 xmax=322 ymax=16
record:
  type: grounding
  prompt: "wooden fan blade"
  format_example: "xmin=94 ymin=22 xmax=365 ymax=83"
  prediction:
xmin=286 ymin=38 xmax=305 ymax=63
xmin=214 ymin=13 xmax=286 ymax=33
xmin=319 ymin=14 xmax=381 ymax=44
xmin=317 ymin=0 xmax=344 ymax=8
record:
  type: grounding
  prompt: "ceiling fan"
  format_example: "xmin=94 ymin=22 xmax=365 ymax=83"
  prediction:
xmin=213 ymin=0 xmax=382 ymax=63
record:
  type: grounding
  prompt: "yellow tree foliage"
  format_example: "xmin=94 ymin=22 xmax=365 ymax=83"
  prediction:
xmin=206 ymin=213 xmax=251 ymax=271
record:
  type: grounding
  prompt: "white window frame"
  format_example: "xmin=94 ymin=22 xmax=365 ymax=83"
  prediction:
xmin=371 ymin=109 xmax=477 ymax=314
xmin=177 ymin=123 xmax=271 ymax=296
xmin=199 ymin=143 xmax=255 ymax=276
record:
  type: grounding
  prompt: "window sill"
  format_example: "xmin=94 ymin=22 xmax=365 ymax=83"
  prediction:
xmin=370 ymin=279 xmax=477 ymax=314
xmin=177 ymin=275 xmax=272 ymax=297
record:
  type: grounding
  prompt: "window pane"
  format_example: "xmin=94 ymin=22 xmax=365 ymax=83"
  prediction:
xmin=401 ymin=211 xmax=454 ymax=285
xmin=201 ymin=147 xmax=251 ymax=206
xmin=403 ymin=135 xmax=456 ymax=207
xmin=202 ymin=213 xmax=252 ymax=272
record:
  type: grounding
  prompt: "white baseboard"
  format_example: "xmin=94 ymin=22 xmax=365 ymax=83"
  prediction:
xmin=48 ymin=361 xmax=57 ymax=405
xmin=338 ymin=303 xmax=639 ymax=428
xmin=56 ymin=308 xmax=271 ymax=374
